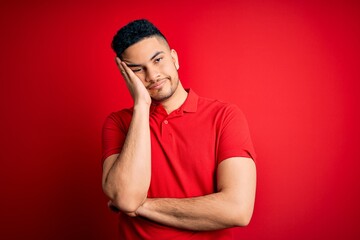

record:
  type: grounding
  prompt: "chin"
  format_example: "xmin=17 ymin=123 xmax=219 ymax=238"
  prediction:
xmin=151 ymin=93 xmax=172 ymax=102
xmin=151 ymin=89 xmax=174 ymax=102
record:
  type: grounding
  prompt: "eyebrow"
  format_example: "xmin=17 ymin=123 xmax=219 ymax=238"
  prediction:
xmin=125 ymin=51 xmax=165 ymax=68
xmin=126 ymin=63 xmax=142 ymax=68
xmin=150 ymin=51 xmax=164 ymax=60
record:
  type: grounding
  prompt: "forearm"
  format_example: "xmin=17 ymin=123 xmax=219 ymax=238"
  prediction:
xmin=136 ymin=158 xmax=256 ymax=231
xmin=103 ymin=104 xmax=151 ymax=212
xmin=136 ymin=192 xmax=252 ymax=231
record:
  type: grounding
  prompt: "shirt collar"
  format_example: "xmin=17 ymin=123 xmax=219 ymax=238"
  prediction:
xmin=182 ymin=88 xmax=198 ymax=113
xmin=150 ymin=88 xmax=199 ymax=114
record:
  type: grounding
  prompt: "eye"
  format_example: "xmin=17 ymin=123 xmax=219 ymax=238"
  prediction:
xmin=154 ymin=57 xmax=163 ymax=63
xmin=132 ymin=68 xmax=142 ymax=73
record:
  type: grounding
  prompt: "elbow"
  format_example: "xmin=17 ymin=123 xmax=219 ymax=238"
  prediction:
xmin=103 ymin=184 xmax=145 ymax=213
xmin=112 ymin=194 xmax=145 ymax=214
xmin=231 ymin=207 xmax=254 ymax=227
xmin=234 ymin=214 xmax=252 ymax=227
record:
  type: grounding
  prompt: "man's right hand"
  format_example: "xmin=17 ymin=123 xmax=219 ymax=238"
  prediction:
xmin=115 ymin=57 xmax=151 ymax=107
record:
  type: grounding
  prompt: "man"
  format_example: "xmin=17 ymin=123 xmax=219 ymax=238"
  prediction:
xmin=102 ymin=19 xmax=256 ymax=239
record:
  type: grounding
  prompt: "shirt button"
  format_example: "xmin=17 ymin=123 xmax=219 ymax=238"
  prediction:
xmin=164 ymin=120 xmax=169 ymax=124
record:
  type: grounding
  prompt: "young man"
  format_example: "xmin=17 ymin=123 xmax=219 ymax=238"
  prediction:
xmin=102 ymin=19 xmax=256 ymax=239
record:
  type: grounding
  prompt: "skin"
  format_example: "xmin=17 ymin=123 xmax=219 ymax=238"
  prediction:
xmin=102 ymin=36 xmax=257 ymax=230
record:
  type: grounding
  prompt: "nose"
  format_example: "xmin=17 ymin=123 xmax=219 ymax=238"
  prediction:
xmin=145 ymin=66 xmax=160 ymax=82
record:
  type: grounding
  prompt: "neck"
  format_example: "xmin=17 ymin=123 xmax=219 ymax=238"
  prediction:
xmin=159 ymin=82 xmax=188 ymax=114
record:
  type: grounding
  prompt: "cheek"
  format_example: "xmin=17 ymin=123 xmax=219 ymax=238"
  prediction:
xmin=161 ymin=62 xmax=178 ymax=75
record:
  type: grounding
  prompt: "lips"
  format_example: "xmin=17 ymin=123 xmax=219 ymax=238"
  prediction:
xmin=147 ymin=79 xmax=167 ymax=90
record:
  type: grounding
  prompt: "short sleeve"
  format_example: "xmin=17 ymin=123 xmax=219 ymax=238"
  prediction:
xmin=217 ymin=104 xmax=256 ymax=163
xmin=101 ymin=110 xmax=132 ymax=162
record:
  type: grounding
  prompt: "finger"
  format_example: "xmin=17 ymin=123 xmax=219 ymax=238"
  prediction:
xmin=116 ymin=58 xmax=139 ymax=83
xmin=115 ymin=57 xmax=131 ymax=81
xmin=115 ymin=59 xmax=137 ymax=98
xmin=120 ymin=61 xmax=140 ymax=84
xmin=115 ymin=57 xmax=123 ymax=72
xmin=115 ymin=56 xmax=121 ymax=66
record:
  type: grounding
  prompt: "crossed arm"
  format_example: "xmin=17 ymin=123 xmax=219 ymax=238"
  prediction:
xmin=135 ymin=157 xmax=256 ymax=230
xmin=103 ymin=153 xmax=256 ymax=231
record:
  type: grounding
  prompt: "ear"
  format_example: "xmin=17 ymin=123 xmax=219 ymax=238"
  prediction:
xmin=170 ymin=49 xmax=180 ymax=70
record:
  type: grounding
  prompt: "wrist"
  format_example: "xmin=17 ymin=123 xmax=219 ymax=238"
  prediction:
xmin=133 ymin=94 xmax=151 ymax=108
xmin=133 ymin=102 xmax=150 ymax=112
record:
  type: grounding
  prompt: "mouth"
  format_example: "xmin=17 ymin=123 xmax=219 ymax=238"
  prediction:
xmin=147 ymin=78 xmax=167 ymax=90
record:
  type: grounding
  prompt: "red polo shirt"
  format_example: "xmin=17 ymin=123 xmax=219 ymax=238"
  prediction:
xmin=102 ymin=89 xmax=256 ymax=240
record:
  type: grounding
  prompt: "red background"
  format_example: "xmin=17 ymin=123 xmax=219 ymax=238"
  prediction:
xmin=1 ymin=0 xmax=360 ymax=239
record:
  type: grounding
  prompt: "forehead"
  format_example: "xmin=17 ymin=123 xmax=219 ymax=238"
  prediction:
xmin=122 ymin=36 xmax=170 ymax=62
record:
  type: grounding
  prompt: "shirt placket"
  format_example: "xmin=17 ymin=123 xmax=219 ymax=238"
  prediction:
xmin=161 ymin=109 xmax=183 ymax=142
